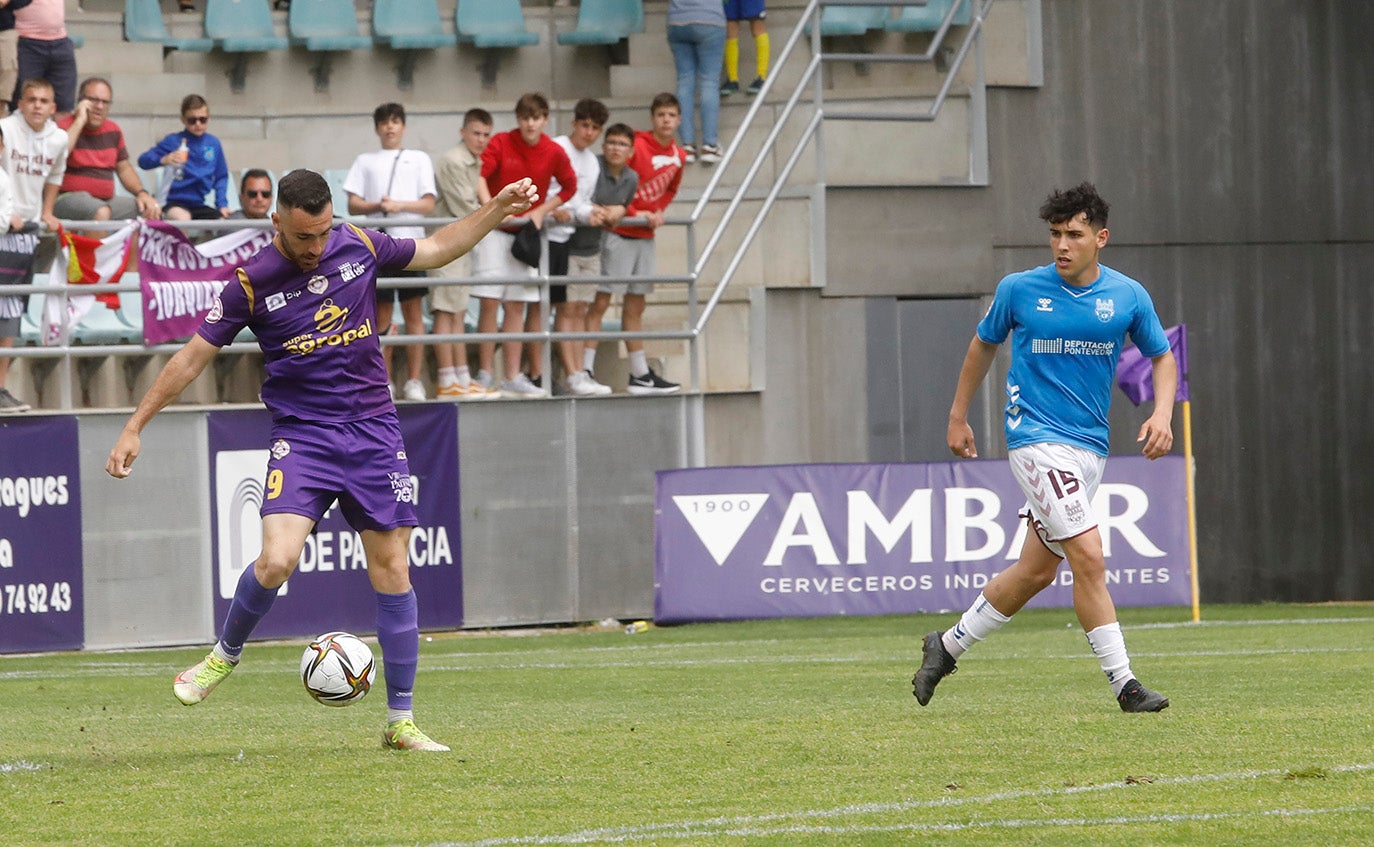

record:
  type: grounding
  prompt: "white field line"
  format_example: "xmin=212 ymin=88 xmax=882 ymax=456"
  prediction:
xmin=414 ymin=763 xmax=1374 ymax=847
xmin=1 ymin=641 xmax=1372 ymax=681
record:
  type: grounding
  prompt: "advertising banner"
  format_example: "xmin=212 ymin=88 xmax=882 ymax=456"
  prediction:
xmin=208 ymin=405 xmax=463 ymax=639
xmin=0 ymin=416 xmax=83 ymax=653
xmin=137 ymin=221 xmax=274 ymax=345
xmin=655 ymin=456 xmax=1190 ymax=623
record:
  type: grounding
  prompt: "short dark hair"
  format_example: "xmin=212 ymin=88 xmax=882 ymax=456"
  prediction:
xmin=239 ymin=168 xmax=272 ymax=194
xmin=1039 ymin=182 xmax=1110 ymax=229
xmin=373 ymin=102 xmax=406 ymax=126
xmin=180 ymin=94 xmax=208 ymax=116
xmin=651 ymin=92 xmax=680 ymax=114
xmin=573 ymin=98 xmax=609 ymax=127
xmin=78 ymin=77 xmax=111 ymax=100
xmin=276 ymin=169 xmax=332 ymax=215
xmin=462 ymin=108 xmax=493 ymax=128
xmin=603 ymin=123 xmax=634 ymax=145
xmin=515 ymin=92 xmax=550 ymax=120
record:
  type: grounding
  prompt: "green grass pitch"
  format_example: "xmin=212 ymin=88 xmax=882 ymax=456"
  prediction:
xmin=2 ymin=603 xmax=1372 ymax=846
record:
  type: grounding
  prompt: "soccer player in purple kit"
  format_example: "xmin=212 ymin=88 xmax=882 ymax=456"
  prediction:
xmin=105 ymin=168 xmax=537 ymax=752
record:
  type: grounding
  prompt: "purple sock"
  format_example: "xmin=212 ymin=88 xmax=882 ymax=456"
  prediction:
xmin=219 ymin=566 xmax=279 ymax=658
xmin=375 ymin=589 xmax=419 ymax=711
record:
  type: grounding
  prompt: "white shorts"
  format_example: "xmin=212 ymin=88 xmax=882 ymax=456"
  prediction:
xmin=470 ymin=230 xmax=540 ymax=303
xmin=1008 ymin=442 xmax=1106 ymax=558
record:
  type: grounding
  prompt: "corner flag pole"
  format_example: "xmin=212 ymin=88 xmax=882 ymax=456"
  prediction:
xmin=1183 ymin=399 xmax=1200 ymax=623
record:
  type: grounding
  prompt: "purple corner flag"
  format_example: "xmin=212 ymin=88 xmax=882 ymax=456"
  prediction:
xmin=1116 ymin=324 xmax=1190 ymax=406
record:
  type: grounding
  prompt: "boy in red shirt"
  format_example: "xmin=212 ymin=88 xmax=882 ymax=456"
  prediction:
xmin=584 ymin=93 xmax=685 ymax=394
xmin=473 ymin=92 xmax=576 ymax=397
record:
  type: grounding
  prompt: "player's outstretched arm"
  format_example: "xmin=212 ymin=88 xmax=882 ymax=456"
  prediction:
xmin=407 ymin=178 xmax=538 ymax=271
xmin=1137 ymin=349 xmax=1177 ymax=459
xmin=105 ymin=336 xmax=220 ymax=479
xmin=947 ymin=336 xmax=999 ymax=459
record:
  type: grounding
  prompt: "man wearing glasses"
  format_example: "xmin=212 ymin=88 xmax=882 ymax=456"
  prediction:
xmin=137 ymin=93 xmax=231 ymax=222
xmin=229 ymin=169 xmax=273 ymax=221
xmin=56 ymin=77 xmax=161 ymax=225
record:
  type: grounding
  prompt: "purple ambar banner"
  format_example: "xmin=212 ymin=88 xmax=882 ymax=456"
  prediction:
xmin=0 ymin=416 xmax=83 ymax=653
xmin=208 ymin=405 xmax=463 ymax=639
xmin=654 ymin=456 xmax=1190 ymax=624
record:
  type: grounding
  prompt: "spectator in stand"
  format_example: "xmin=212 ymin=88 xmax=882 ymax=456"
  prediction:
xmin=0 ymin=0 xmax=33 ymax=119
xmin=56 ymin=77 xmax=162 ymax=227
xmin=227 ymin=169 xmax=273 ymax=220
xmin=0 ymin=121 xmax=25 ymax=412
xmin=11 ymin=0 xmax=74 ymax=117
xmin=666 ymin=0 xmax=726 ymax=165
xmin=720 ymin=0 xmax=770 ymax=97
xmin=0 ymin=77 xmax=66 ymax=413
xmin=137 ymin=94 xmax=231 ymax=221
xmin=428 ymin=108 xmax=498 ymax=400
xmin=547 ymin=97 xmax=612 ymax=397
xmin=343 ymin=102 xmax=437 ymax=402
xmin=576 ymin=122 xmax=636 ymax=391
xmin=584 ymin=94 xmax=684 ymax=395
xmin=472 ymin=92 xmax=576 ymax=398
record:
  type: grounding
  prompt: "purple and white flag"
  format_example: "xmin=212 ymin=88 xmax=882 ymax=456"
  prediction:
xmin=137 ymin=221 xmax=274 ymax=345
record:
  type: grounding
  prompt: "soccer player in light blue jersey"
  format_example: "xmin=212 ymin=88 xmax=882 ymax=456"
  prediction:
xmin=106 ymin=168 xmax=537 ymax=750
xmin=915 ymin=182 xmax=1178 ymax=713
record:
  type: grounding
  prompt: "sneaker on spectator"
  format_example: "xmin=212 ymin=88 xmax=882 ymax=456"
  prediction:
xmin=402 ymin=379 xmax=426 ymax=401
xmin=500 ymin=372 xmax=545 ymax=398
xmin=436 ymin=382 xmax=464 ymax=401
xmin=566 ymin=370 xmax=607 ymax=397
xmin=626 ymin=368 xmax=680 ymax=395
xmin=681 ymin=144 xmax=697 ymax=164
xmin=458 ymin=381 xmax=500 ymax=401
xmin=698 ymin=144 xmax=723 ymax=164
xmin=475 ymin=369 xmax=495 ymax=390
xmin=583 ymin=370 xmax=613 ymax=396
xmin=720 ymin=79 xmax=740 ymax=97
xmin=746 ymin=76 xmax=766 ymax=96
xmin=0 ymin=388 xmax=30 ymax=413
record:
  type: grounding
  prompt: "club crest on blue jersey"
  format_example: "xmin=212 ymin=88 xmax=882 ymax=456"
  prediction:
xmin=1095 ymin=298 xmax=1115 ymax=322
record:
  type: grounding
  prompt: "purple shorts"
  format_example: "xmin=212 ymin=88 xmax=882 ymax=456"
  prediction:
xmin=261 ymin=413 xmax=418 ymax=532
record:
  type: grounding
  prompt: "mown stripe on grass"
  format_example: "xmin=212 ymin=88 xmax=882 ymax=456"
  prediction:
xmin=419 ymin=763 xmax=1374 ymax=847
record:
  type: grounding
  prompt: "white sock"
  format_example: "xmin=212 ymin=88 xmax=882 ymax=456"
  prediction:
xmin=1085 ymin=621 xmax=1133 ymax=695
xmin=212 ymin=641 xmax=240 ymax=664
xmin=387 ymin=708 xmax=413 ymax=725
xmin=438 ymin=367 xmax=459 ymax=387
xmin=583 ymin=347 xmax=598 ymax=373
xmin=628 ymin=350 xmax=649 ymax=377
xmin=942 ymin=592 xmax=1011 ymax=659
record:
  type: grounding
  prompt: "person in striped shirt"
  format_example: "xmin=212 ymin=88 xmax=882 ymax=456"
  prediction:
xmin=55 ymin=77 xmax=160 ymax=227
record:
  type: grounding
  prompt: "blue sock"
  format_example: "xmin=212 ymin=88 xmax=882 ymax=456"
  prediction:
xmin=375 ymin=589 xmax=419 ymax=712
xmin=219 ymin=565 xmax=280 ymax=659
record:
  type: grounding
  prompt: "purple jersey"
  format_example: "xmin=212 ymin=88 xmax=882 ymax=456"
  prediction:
xmin=198 ymin=224 xmax=417 ymax=422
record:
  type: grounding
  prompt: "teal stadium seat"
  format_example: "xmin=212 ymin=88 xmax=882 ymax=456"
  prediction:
xmin=19 ymin=279 xmax=44 ymax=345
xmin=886 ymin=0 xmax=971 ymax=33
xmin=556 ymin=0 xmax=644 ymax=46
xmin=288 ymin=0 xmax=372 ymax=51
xmin=204 ymin=0 xmax=289 ymax=51
xmin=806 ymin=6 xmax=890 ymax=37
xmin=323 ymin=169 xmax=351 ymax=217
xmin=122 ymin=0 xmax=214 ymax=51
xmin=456 ymin=0 xmax=538 ymax=48
xmin=371 ymin=0 xmax=459 ymax=49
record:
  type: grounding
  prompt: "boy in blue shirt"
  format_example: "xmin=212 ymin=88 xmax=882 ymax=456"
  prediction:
xmin=916 ymin=182 xmax=1178 ymax=713
xmin=138 ymin=94 xmax=230 ymax=221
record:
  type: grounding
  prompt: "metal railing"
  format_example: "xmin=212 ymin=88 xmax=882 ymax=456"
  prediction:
xmin=3 ymin=0 xmax=993 ymax=466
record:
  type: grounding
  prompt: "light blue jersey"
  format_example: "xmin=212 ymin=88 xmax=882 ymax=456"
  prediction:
xmin=977 ymin=263 xmax=1169 ymax=456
